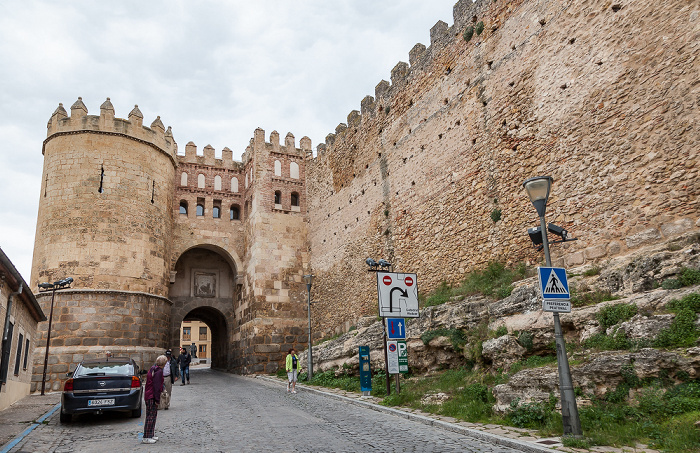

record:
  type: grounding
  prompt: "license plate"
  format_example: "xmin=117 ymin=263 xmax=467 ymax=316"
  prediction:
xmin=88 ymin=399 xmax=115 ymax=407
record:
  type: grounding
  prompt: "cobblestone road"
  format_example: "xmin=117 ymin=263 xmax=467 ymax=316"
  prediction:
xmin=10 ymin=368 xmax=525 ymax=452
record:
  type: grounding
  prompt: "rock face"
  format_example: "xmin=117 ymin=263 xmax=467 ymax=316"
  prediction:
xmin=304 ymin=237 xmax=700 ymax=412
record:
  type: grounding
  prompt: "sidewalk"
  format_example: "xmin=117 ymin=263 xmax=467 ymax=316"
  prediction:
xmin=0 ymin=393 xmax=61 ymax=451
xmin=257 ymin=375 xmax=660 ymax=453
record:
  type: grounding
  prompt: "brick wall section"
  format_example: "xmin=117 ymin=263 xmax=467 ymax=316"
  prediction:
xmin=306 ymin=0 xmax=699 ymax=336
xmin=31 ymin=290 xmax=170 ymax=392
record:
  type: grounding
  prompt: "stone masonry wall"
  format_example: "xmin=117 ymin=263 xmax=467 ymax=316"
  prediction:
xmin=31 ymin=290 xmax=170 ymax=392
xmin=306 ymin=0 xmax=699 ymax=336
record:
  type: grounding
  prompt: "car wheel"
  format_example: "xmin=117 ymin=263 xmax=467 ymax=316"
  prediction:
xmin=59 ymin=408 xmax=71 ymax=424
xmin=132 ymin=405 xmax=142 ymax=418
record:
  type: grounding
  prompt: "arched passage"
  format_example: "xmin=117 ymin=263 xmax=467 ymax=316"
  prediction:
xmin=181 ymin=306 xmax=228 ymax=368
xmin=168 ymin=247 xmax=237 ymax=370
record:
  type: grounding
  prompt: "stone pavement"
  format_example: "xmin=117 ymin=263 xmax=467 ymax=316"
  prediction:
xmin=0 ymin=393 xmax=60 ymax=449
xmin=0 ymin=369 xmax=660 ymax=453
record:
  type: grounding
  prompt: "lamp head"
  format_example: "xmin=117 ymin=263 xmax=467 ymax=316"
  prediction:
xmin=303 ymin=274 xmax=314 ymax=287
xmin=523 ymin=176 xmax=553 ymax=218
xmin=38 ymin=282 xmax=54 ymax=291
xmin=378 ymin=259 xmax=392 ymax=268
xmin=365 ymin=258 xmax=377 ymax=268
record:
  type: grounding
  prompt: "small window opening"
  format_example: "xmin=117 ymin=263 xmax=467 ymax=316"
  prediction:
xmin=213 ymin=200 xmax=221 ymax=218
xmin=196 ymin=198 xmax=205 ymax=217
xmin=291 ymin=192 xmax=299 ymax=207
xmin=230 ymin=205 xmax=240 ymax=220
xmin=179 ymin=200 xmax=188 ymax=215
xmin=98 ymin=166 xmax=104 ymax=193
xmin=274 ymin=191 xmax=282 ymax=205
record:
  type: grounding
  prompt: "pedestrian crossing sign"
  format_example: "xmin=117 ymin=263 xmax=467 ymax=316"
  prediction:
xmin=537 ymin=267 xmax=571 ymax=312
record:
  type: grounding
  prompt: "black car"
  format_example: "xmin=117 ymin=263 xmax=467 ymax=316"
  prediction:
xmin=60 ymin=357 xmax=144 ymax=423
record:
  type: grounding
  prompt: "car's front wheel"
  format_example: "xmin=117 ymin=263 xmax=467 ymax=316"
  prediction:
xmin=59 ymin=408 xmax=71 ymax=424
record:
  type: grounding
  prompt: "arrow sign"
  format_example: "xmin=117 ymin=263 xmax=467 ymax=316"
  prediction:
xmin=377 ymin=272 xmax=419 ymax=318
xmin=386 ymin=318 xmax=406 ymax=339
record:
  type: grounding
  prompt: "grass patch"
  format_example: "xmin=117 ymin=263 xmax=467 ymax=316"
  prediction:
xmin=570 ymin=288 xmax=620 ymax=307
xmin=420 ymin=262 xmax=530 ymax=307
xmin=583 ymin=266 xmax=601 ymax=277
xmin=654 ymin=293 xmax=700 ymax=348
xmin=420 ymin=328 xmax=468 ymax=350
xmin=508 ymin=355 xmax=557 ymax=374
xmin=597 ymin=303 xmax=637 ymax=330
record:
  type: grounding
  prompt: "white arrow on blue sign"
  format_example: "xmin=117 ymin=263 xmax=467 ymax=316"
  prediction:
xmin=386 ymin=318 xmax=406 ymax=339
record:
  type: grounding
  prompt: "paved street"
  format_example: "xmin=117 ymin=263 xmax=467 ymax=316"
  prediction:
xmin=8 ymin=368 xmax=526 ymax=452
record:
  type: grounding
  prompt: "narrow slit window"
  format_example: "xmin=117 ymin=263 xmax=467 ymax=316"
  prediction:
xmin=23 ymin=338 xmax=29 ymax=370
xmin=230 ymin=205 xmax=240 ymax=220
xmin=14 ymin=333 xmax=23 ymax=375
xmin=213 ymin=199 xmax=222 ymax=218
xmin=291 ymin=192 xmax=299 ymax=207
xmin=274 ymin=191 xmax=281 ymax=205
xmin=98 ymin=166 xmax=104 ymax=193
xmin=151 ymin=180 xmax=155 ymax=204
xmin=196 ymin=198 xmax=205 ymax=217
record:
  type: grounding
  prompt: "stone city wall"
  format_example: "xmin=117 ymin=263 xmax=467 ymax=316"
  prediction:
xmin=306 ymin=0 xmax=699 ymax=336
xmin=31 ymin=290 xmax=170 ymax=392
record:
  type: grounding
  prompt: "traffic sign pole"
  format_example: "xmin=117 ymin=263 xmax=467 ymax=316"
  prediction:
xmin=540 ymin=217 xmax=582 ymax=436
xmin=382 ymin=321 xmax=390 ymax=396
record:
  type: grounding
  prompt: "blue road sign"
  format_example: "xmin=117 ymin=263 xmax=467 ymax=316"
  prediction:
xmin=386 ymin=318 xmax=406 ymax=339
xmin=537 ymin=267 xmax=570 ymax=300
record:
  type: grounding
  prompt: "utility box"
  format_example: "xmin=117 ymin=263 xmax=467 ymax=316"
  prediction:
xmin=359 ymin=346 xmax=372 ymax=396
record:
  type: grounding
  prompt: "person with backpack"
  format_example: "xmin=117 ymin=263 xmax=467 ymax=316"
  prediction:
xmin=178 ymin=346 xmax=191 ymax=385
xmin=142 ymin=355 xmax=167 ymax=444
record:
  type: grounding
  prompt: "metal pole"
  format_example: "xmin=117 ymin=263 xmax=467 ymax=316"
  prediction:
xmin=41 ymin=288 xmax=57 ymax=395
xmin=383 ymin=321 xmax=390 ymax=396
xmin=307 ymin=282 xmax=313 ymax=381
xmin=540 ymin=216 xmax=582 ymax=436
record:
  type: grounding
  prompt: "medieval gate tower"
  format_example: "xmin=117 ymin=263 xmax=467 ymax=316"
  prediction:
xmin=30 ymin=98 xmax=311 ymax=391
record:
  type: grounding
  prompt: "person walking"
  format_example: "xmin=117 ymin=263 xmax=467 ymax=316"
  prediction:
xmin=143 ymin=355 xmax=167 ymax=444
xmin=158 ymin=349 xmax=179 ymax=410
xmin=178 ymin=346 xmax=191 ymax=385
xmin=285 ymin=348 xmax=300 ymax=394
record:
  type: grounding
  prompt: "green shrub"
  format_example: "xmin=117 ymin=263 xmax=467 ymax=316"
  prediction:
xmin=420 ymin=328 xmax=468 ymax=350
xmin=490 ymin=208 xmax=502 ymax=223
xmin=517 ymin=331 xmax=534 ymax=351
xmin=507 ymin=394 xmax=558 ymax=429
xmin=584 ymin=329 xmax=631 ymax=351
xmin=654 ymin=307 xmax=700 ymax=348
xmin=463 ymin=25 xmax=474 ymax=42
xmin=679 ymin=268 xmax=700 ymax=287
xmin=494 ymin=325 xmax=508 ymax=337
xmin=663 ymin=278 xmax=683 ymax=290
xmin=423 ymin=281 xmax=452 ymax=307
xmin=597 ymin=303 xmax=638 ymax=330
xmin=459 ymin=262 xmax=526 ymax=300
xmin=583 ymin=266 xmax=601 ymax=277
xmin=571 ymin=288 xmax=620 ymax=307
xmin=667 ymin=293 xmax=700 ymax=313
xmin=475 ymin=21 xmax=485 ymax=35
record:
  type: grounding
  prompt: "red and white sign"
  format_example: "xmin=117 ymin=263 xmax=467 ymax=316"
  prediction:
xmin=376 ymin=272 xmax=419 ymax=318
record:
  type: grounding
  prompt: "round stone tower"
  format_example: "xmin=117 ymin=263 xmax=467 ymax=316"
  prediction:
xmin=29 ymin=97 xmax=177 ymax=392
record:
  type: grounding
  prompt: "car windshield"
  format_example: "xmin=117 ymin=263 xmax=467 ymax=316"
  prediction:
xmin=74 ymin=362 xmax=134 ymax=377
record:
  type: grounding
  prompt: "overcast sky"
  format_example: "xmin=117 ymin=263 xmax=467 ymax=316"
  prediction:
xmin=0 ymin=0 xmax=457 ymax=282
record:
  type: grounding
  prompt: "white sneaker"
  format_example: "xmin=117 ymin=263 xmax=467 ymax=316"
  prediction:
xmin=142 ymin=438 xmax=157 ymax=444
xmin=152 ymin=437 xmax=159 ymax=441
xmin=292 ymin=390 xmax=297 ymax=394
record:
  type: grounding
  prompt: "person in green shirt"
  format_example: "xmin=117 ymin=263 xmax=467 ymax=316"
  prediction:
xmin=285 ymin=348 xmax=300 ymax=394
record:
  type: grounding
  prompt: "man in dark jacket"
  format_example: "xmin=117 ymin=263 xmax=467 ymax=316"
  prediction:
xmin=159 ymin=349 xmax=179 ymax=409
xmin=178 ymin=346 xmax=191 ymax=385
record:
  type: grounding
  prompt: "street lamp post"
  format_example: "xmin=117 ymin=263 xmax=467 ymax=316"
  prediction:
xmin=38 ymin=277 xmax=73 ymax=395
xmin=303 ymin=274 xmax=314 ymax=381
xmin=523 ymin=176 xmax=582 ymax=437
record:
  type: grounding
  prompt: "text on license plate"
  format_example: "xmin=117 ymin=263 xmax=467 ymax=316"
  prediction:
xmin=88 ymin=399 xmax=115 ymax=407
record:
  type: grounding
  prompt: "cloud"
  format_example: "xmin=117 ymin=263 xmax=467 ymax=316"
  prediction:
xmin=0 ymin=0 xmax=457 ymax=280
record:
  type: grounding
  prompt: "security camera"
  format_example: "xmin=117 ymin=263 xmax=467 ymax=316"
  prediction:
xmin=365 ymin=258 xmax=378 ymax=267
xmin=378 ymin=259 xmax=392 ymax=268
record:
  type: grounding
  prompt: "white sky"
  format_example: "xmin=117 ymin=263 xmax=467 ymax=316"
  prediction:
xmin=0 ymin=0 xmax=458 ymax=282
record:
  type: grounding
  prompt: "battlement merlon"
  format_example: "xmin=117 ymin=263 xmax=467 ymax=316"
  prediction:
xmin=248 ymin=128 xmax=312 ymax=158
xmin=178 ymin=142 xmax=245 ymax=170
xmin=44 ymin=97 xmax=178 ymax=165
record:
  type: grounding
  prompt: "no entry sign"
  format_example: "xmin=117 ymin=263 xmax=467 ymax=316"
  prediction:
xmin=383 ymin=275 xmax=392 ymax=285
xmin=376 ymin=272 xmax=419 ymax=318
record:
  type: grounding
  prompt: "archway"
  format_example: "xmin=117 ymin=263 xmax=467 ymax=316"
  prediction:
xmin=168 ymin=247 xmax=237 ymax=370
xmin=180 ymin=306 xmax=227 ymax=368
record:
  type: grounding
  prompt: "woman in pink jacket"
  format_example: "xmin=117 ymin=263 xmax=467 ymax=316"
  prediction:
xmin=142 ymin=355 xmax=167 ymax=444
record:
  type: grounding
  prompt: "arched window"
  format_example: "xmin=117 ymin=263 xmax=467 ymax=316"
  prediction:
xmin=274 ymin=191 xmax=281 ymax=205
xmin=198 ymin=174 xmax=205 ymax=188
xmin=231 ymin=177 xmax=239 ymax=193
xmin=230 ymin=205 xmax=240 ymax=220
xmin=274 ymin=160 xmax=282 ymax=177
xmin=213 ymin=206 xmax=221 ymax=218
xmin=291 ymin=192 xmax=299 ymax=207
xmin=180 ymin=172 xmax=188 ymax=186
xmin=214 ymin=175 xmax=222 ymax=191
xmin=290 ymin=162 xmax=299 ymax=179
xmin=196 ymin=204 xmax=204 ymax=216
xmin=179 ymin=200 xmax=188 ymax=215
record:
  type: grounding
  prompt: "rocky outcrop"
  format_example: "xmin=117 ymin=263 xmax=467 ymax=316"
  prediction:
xmin=481 ymin=335 xmax=526 ymax=369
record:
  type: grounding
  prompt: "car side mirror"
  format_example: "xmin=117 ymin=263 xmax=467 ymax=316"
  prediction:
xmin=65 ymin=372 xmax=73 ymax=378
xmin=139 ymin=370 xmax=147 ymax=376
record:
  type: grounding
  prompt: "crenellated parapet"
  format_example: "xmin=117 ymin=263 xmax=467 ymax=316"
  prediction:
xmin=178 ymin=142 xmax=245 ymax=171
xmin=313 ymin=0 xmax=493 ymax=155
xmin=44 ymin=97 xmax=178 ymax=166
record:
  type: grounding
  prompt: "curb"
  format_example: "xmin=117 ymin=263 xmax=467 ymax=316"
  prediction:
xmin=0 ymin=403 xmax=61 ymax=453
xmin=257 ymin=376 xmax=560 ymax=453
